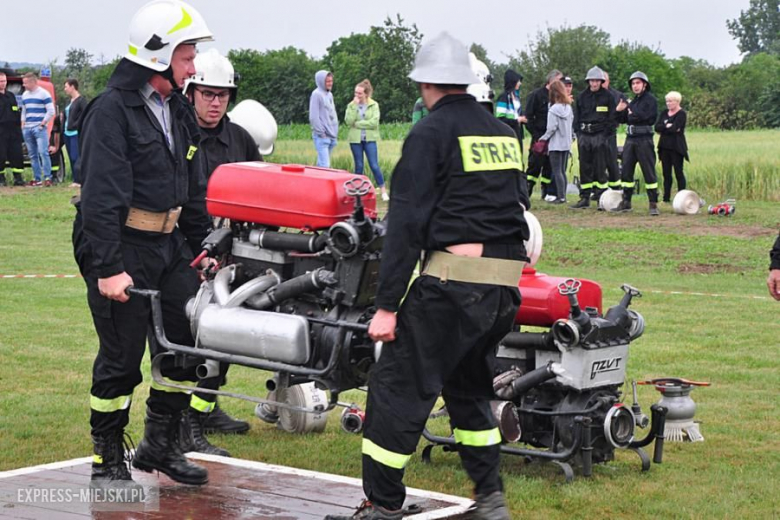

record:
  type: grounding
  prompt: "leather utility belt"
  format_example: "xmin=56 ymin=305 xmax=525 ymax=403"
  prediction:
xmin=579 ymin=123 xmax=605 ymax=134
xmin=125 ymin=206 xmax=182 ymax=234
xmin=626 ymin=125 xmax=653 ymax=136
xmin=422 ymin=250 xmax=524 ymax=287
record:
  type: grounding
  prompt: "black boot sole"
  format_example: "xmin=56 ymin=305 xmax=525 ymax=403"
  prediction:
xmin=204 ymin=424 xmax=250 ymax=435
xmin=132 ymin=458 xmax=209 ymax=486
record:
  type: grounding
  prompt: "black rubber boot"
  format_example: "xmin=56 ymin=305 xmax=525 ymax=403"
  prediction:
xmin=180 ymin=409 xmax=231 ymax=457
xmin=324 ymin=499 xmax=404 ymax=520
xmin=90 ymin=430 xmax=145 ymax=495
xmin=614 ymin=189 xmax=633 ymax=212
xmin=13 ymin=172 xmax=25 ymax=186
xmin=204 ymin=401 xmax=250 ymax=434
xmin=468 ymin=491 xmax=511 ymax=520
xmin=132 ymin=407 xmax=209 ymax=485
xmin=649 ymin=201 xmax=660 ymax=216
xmin=569 ymin=197 xmax=590 ymax=209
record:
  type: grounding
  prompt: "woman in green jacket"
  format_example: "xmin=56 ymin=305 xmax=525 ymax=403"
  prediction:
xmin=345 ymin=79 xmax=389 ymax=201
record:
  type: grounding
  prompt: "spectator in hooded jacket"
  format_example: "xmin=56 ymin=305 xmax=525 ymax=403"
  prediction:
xmin=345 ymin=79 xmax=389 ymax=201
xmin=309 ymin=70 xmax=338 ymax=167
xmin=495 ymin=69 xmax=527 ymax=149
xmin=655 ymin=91 xmax=689 ymax=203
xmin=539 ymin=80 xmax=574 ymax=204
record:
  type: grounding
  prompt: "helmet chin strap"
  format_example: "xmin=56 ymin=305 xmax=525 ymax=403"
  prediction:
xmin=161 ymin=66 xmax=179 ymax=92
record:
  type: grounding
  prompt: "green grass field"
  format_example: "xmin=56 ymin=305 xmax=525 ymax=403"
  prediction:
xmin=0 ymin=130 xmax=779 ymax=519
xmin=270 ymin=127 xmax=780 ymax=202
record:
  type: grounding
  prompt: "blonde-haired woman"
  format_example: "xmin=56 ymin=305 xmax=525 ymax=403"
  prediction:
xmin=345 ymin=79 xmax=389 ymax=201
xmin=655 ymin=91 xmax=689 ymax=202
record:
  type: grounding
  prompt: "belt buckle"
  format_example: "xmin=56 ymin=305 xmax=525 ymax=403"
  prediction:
xmin=162 ymin=207 xmax=181 ymax=233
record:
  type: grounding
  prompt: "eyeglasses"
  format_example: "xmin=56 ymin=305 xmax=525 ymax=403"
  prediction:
xmin=197 ymin=89 xmax=231 ymax=103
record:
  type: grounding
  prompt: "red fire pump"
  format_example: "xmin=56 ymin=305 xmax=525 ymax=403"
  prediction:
xmin=131 ymin=162 xmax=667 ymax=473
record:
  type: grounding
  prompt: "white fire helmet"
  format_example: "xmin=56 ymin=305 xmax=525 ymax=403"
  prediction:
xmin=125 ymin=0 xmax=214 ymax=72
xmin=408 ymin=32 xmax=480 ymax=85
xmin=184 ymin=49 xmax=238 ymax=100
xmin=228 ymin=100 xmax=278 ymax=156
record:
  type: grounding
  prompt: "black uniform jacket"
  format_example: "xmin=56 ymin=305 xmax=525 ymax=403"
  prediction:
xmin=771 ymin=234 xmax=780 ymax=270
xmin=607 ymin=87 xmax=627 ymax=135
xmin=524 ymin=86 xmax=550 ymax=140
xmin=0 ymin=90 xmax=21 ymax=126
xmin=618 ymin=90 xmax=658 ymax=130
xmin=574 ymin=87 xmax=616 ymax=135
xmin=375 ymin=94 xmax=530 ymax=312
xmin=200 ymin=115 xmax=261 ymax=179
xmin=76 ymin=59 xmax=211 ymax=278
xmin=655 ymin=109 xmax=689 ymax=160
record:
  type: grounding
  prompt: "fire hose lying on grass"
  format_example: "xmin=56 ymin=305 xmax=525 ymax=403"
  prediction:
xmin=130 ymin=161 xmax=667 ymax=481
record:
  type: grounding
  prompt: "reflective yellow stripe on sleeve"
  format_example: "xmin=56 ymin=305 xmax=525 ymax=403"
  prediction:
xmin=190 ymin=394 xmax=216 ymax=413
xmin=645 ymin=183 xmax=658 ymax=189
xmin=459 ymin=136 xmax=522 ymax=173
xmin=90 ymin=393 xmax=132 ymax=413
xmin=453 ymin=427 xmax=502 ymax=447
xmin=362 ymin=438 xmax=411 ymax=470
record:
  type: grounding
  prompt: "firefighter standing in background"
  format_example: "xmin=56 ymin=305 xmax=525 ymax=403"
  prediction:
xmin=177 ymin=48 xmax=261 ymax=455
xmin=768 ymin=233 xmax=780 ymax=301
xmin=328 ymin=32 xmax=529 ymax=520
xmin=73 ymin=0 xmax=215 ymax=489
xmin=0 ymin=71 xmax=25 ymax=186
xmin=614 ymin=71 xmax=659 ymax=215
xmin=524 ymin=69 xmax=562 ymax=199
xmin=571 ymin=66 xmax=614 ymax=209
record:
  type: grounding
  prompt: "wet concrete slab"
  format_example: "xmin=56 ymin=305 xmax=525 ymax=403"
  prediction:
xmin=0 ymin=454 xmax=471 ymax=519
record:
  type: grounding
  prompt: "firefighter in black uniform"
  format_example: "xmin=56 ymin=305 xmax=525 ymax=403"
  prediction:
xmin=571 ymin=66 xmax=615 ymax=209
xmin=614 ymin=71 xmax=659 ymax=215
xmin=73 ymin=0 xmax=215 ymax=489
xmin=0 ymin=71 xmax=25 ymax=186
xmin=175 ymin=48 xmax=262 ymax=453
xmin=327 ymin=32 xmax=529 ymax=520
xmin=524 ymin=69 xmax=562 ymax=199
xmin=604 ymin=71 xmax=628 ymax=192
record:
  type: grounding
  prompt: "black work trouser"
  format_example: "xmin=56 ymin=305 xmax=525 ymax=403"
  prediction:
xmin=0 ymin=124 xmax=24 ymax=173
xmin=549 ymin=150 xmax=569 ymax=201
xmin=76 ymin=226 xmax=202 ymax=436
xmin=527 ymin=137 xmax=552 ymax=194
xmin=606 ymin=133 xmax=621 ymax=188
xmin=622 ymin=136 xmax=658 ymax=203
xmin=659 ymin=148 xmax=686 ymax=201
xmin=577 ymin=132 xmax=608 ymax=197
xmin=362 ymin=256 xmax=521 ymax=510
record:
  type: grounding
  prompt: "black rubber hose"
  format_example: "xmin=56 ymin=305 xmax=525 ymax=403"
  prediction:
xmin=501 ymin=331 xmax=558 ymax=351
xmin=253 ymin=230 xmax=328 ymax=253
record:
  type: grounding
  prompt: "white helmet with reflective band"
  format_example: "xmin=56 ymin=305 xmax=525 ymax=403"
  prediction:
xmin=184 ymin=49 xmax=236 ymax=95
xmin=126 ymin=0 xmax=214 ymax=72
xmin=408 ymin=32 xmax=480 ymax=85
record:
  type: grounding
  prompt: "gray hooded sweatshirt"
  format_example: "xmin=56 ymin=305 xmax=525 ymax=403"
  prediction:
xmin=309 ymin=70 xmax=339 ymax=139
xmin=540 ymin=103 xmax=574 ymax=152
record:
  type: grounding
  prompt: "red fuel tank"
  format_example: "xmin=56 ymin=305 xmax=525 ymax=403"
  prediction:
xmin=516 ymin=268 xmax=603 ymax=327
xmin=207 ymin=163 xmax=377 ymax=230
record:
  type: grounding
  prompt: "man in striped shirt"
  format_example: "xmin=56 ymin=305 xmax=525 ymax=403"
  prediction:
xmin=21 ymin=72 xmax=54 ymax=186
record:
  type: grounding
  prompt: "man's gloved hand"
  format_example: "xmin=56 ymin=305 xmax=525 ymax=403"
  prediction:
xmin=493 ymin=368 xmax=523 ymax=400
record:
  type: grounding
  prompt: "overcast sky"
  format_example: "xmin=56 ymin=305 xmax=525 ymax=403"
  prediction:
xmin=1 ymin=0 xmax=751 ymax=68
